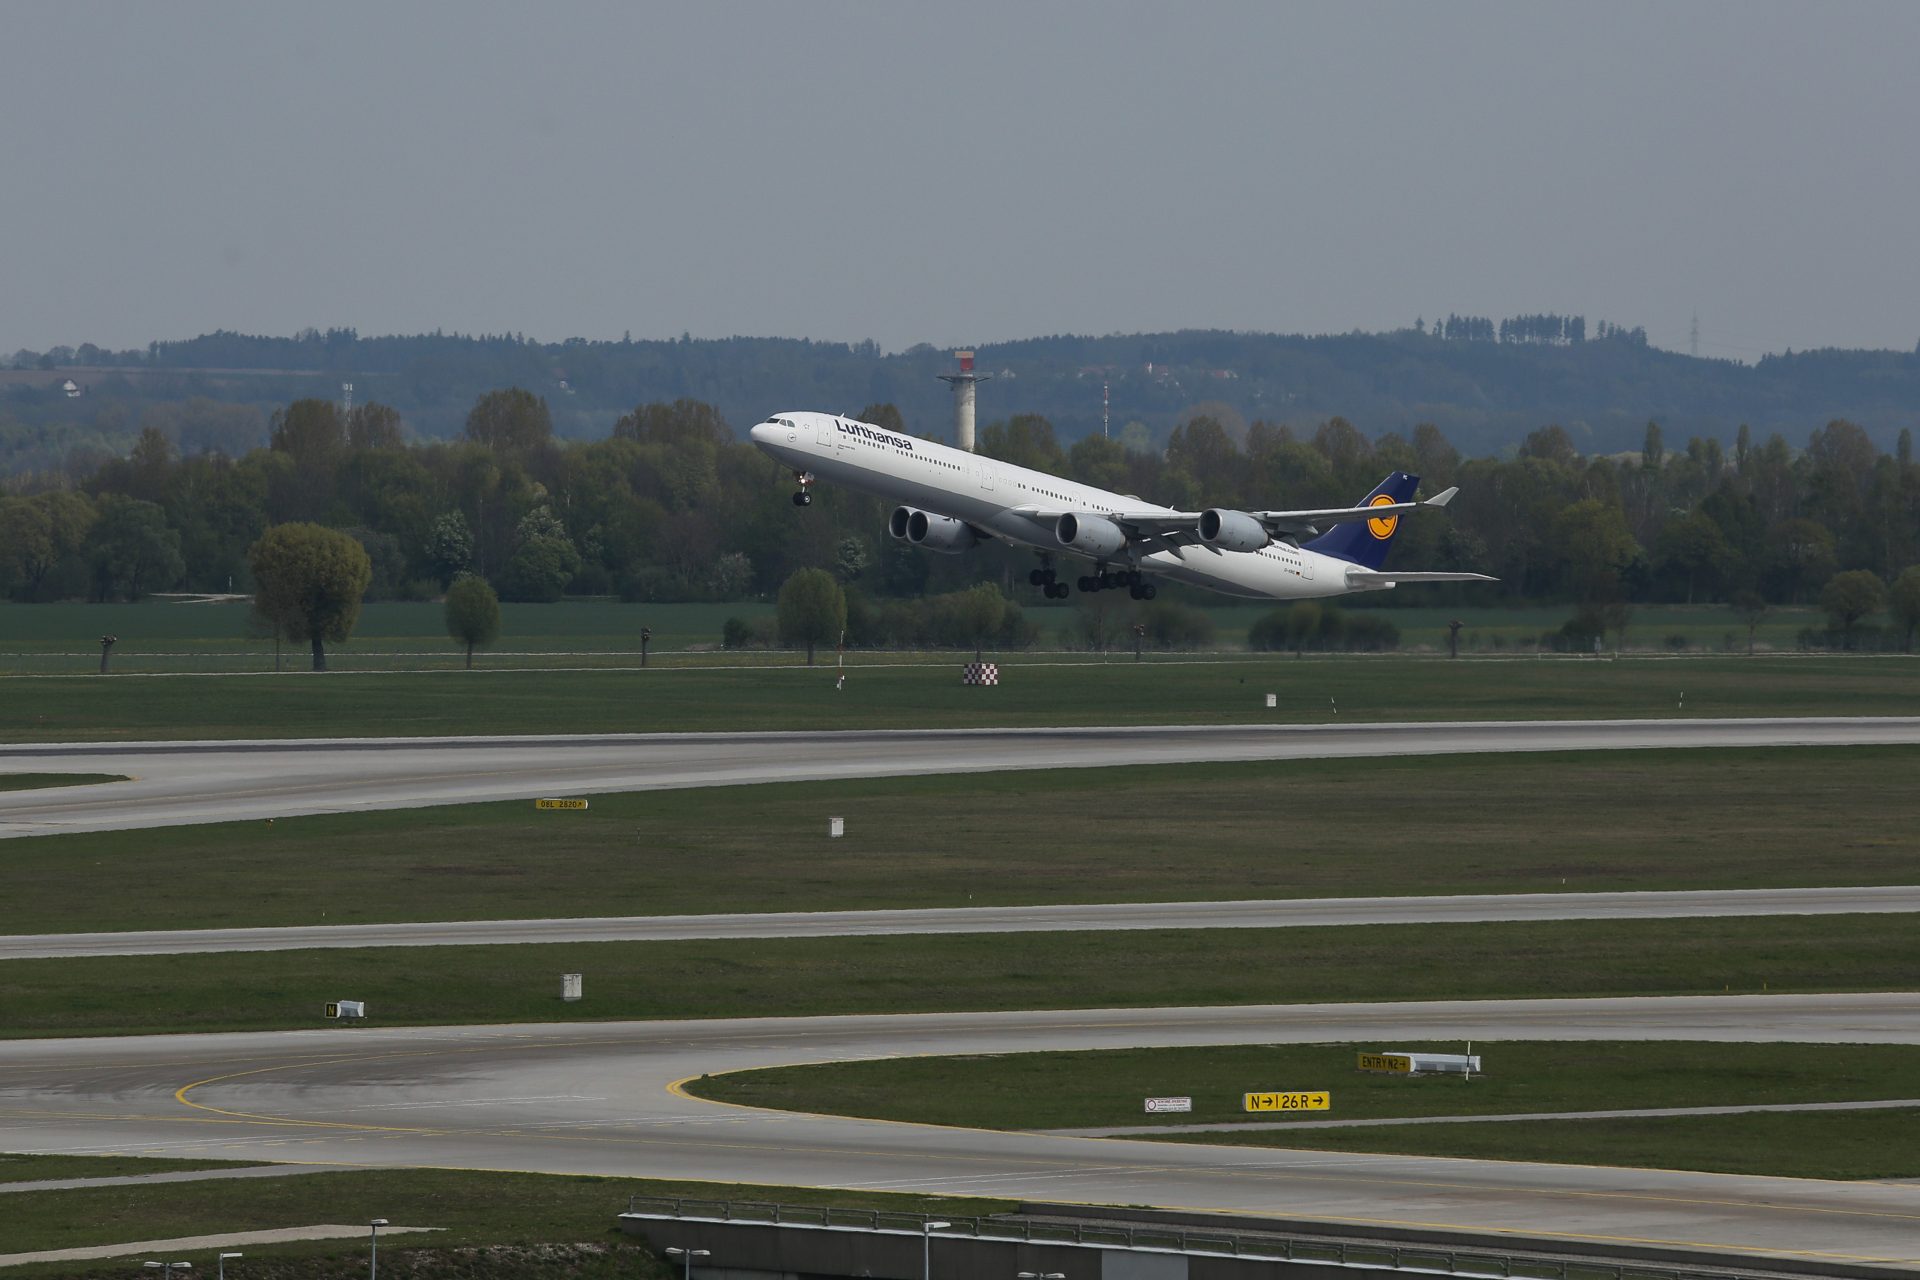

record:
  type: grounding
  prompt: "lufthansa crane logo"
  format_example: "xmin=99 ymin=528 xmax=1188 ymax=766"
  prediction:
xmin=1367 ymin=494 xmax=1400 ymax=540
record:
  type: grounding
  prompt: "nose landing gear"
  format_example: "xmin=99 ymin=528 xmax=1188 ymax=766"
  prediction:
xmin=791 ymin=471 xmax=815 ymax=506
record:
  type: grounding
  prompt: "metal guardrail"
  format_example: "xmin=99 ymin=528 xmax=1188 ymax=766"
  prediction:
xmin=620 ymin=1196 xmax=1774 ymax=1280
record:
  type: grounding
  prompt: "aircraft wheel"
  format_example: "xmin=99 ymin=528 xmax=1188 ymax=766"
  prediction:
xmin=1128 ymin=585 xmax=1143 ymax=601
xmin=1076 ymin=576 xmax=1092 ymax=592
xmin=1142 ymin=583 xmax=1157 ymax=600
xmin=1028 ymin=568 xmax=1047 ymax=587
xmin=792 ymin=492 xmax=810 ymax=506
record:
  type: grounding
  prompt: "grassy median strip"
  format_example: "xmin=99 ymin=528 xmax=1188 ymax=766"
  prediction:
xmin=1159 ymin=1109 xmax=1920 ymax=1181
xmin=686 ymin=1041 xmax=1920 ymax=1130
xmin=3 ymin=654 xmax=1915 ymax=742
xmin=0 ymin=1154 xmax=251 ymax=1184
xmin=3 ymin=914 xmax=1917 ymax=1038
xmin=0 ymin=1166 xmax=1005 ymax=1274
xmin=6 ymin=747 xmax=1920 ymax=935
xmin=0 ymin=775 xmax=122 ymax=793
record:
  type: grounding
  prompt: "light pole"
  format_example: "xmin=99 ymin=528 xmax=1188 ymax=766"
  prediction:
xmin=663 ymin=1245 xmax=709 ymax=1280
xmin=368 ymin=1218 xmax=388 ymax=1280
xmin=218 ymin=1255 xmax=243 ymax=1280
xmin=922 ymin=1220 xmax=951 ymax=1280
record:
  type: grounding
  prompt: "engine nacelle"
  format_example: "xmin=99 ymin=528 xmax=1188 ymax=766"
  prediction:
xmin=1055 ymin=512 xmax=1129 ymax=558
xmin=907 ymin=510 xmax=980 ymax=554
xmin=888 ymin=506 xmax=914 ymax=540
xmin=1198 ymin=507 xmax=1270 ymax=553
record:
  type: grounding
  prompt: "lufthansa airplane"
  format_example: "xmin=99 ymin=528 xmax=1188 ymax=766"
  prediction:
xmin=749 ymin=410 xmax=1493 ymax=602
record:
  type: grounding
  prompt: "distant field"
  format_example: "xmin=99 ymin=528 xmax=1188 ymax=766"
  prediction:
xmin=0 ymin=599 xmax=1836 ymax=674
xmin=689 ymin=1041 xmax=1920 ymax=1182
xmin=2 ymin=653 xmax=1914 ymax=742
xmin=4 ymin=747 xmax=1916 ymax=934
xmin=3 ymin=913 xmax=1914 ymax=1037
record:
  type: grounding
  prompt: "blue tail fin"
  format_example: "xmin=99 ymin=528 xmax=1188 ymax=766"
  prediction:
xmin=1302 ymin=472 xmax=1420 ymax=569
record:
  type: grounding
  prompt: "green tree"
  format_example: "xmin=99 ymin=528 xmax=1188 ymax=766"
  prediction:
xmin=1728 ymin=590 xmax=1769 ymax=656
xmin=498 ymin=505 xmax=581 ymax=602
xmin=443 ymin=573 xmax=501 ymax=668
xmin=269 ymin=399 xmax=345 ymax=470
xmin=777 ymin=567 xmax=846 ymax=665
xmin=247 ymin=522 xmax=373 ymax=671
xmin=424 ymin=511 xmax=474 ymax=587
xmin=1654 ymin=511 xmax=1735 ymax=603
xmin=85 ymin=495 xmax=183 ymax=601
xmin=345 ymin=401 xmax=405 ymax=450
xmin=1819 ymin=569 xmax=1887 ymax=648
xmin=1550 ymin=499 xmax=1640 ymax=603
xmin=1886 ymin=566 xmax=1920 ymax=652
xmin=935 ymin=582 xmax=1008 ymax=659
xmin=464 ymin=388 xmax=554 ymax=455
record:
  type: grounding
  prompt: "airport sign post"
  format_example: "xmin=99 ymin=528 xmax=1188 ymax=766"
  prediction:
xmin=1243 ymin=1090 xmax=1330 ymax=1113
xmin=535 ymin=798 xmax=589 ymax=811
xmin=1358 ymin=1052 xmax=1413 ymax=1073
xmin=1144 ymin=1096 xmax=1192 ymax=1113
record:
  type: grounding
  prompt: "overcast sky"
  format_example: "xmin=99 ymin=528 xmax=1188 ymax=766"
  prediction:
xmin=4 ymin=2 xmax=1916 ymax=361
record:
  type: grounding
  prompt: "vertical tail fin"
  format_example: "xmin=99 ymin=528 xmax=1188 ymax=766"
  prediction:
xmin=1302 ymin=472 xmax=1420 ymax=569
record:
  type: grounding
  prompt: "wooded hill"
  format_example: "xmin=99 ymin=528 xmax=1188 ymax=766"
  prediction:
xmin=5 ymin=321 xmax=1918 ymax=477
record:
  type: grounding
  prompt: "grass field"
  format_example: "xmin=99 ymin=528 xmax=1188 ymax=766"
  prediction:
xmin=1165 ymin=1109 xmax=1920 ymax=1181
xmin=3 ymin=653 xmax=1915 ymax=742
xmin=5 ymin=747 xmax=1917 ymax=935
xmin=3 ymin=914 xmax=1914 ymax=1038
xmin=0 ymin=599 xmax=1836 ymax=670
xmin=687 ymin=1039 xmax=1920 ymax=1130
xmin=687 ymin=1041 xmax=1920 ymax=1181
xmin=0 ymin=1166 xmax=1004 ymax=1275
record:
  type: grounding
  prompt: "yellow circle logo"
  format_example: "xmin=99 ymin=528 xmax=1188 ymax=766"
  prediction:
xmin=1367 ymin=494 xmax=1400 ymax=540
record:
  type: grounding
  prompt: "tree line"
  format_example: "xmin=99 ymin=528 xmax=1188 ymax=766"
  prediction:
xmin=4 ymin=388 xmax=1920 ymax=648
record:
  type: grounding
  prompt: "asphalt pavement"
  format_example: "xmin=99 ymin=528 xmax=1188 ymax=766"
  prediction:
xmin=3 ymin=717 xmax=1919 ymax=837
xmin=6 ymin=884 xmax=1920 ymax=958
xmin=5 ymin=996 xmax=1920 ymax=1267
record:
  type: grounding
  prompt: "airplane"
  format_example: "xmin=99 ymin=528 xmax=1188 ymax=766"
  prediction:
xmin=748 ymin=410 xmax=1494 ymax=602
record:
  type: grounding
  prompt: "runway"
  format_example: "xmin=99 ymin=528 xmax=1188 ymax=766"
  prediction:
xmin=6 ymin=996 xmax=1920 ymax=1267
xmin=6 ymin=884 xmax=1919 ymax=958
xmin=3 ymin=716 xmax=1919 ymax=837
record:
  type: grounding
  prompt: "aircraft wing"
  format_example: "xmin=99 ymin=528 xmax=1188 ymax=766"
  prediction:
xmin=1344 ymin=569 xmax=1499 ymax=585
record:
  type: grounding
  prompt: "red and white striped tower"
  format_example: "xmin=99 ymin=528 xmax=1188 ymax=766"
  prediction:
xmin=936 ymin=349 xmax=994 ymax=452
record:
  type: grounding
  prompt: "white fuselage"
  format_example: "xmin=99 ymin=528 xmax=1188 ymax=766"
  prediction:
xmin=749 ymin=411 xmax=1368 ymax=600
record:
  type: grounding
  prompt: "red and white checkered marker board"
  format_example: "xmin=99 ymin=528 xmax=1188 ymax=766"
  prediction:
xmin=962 ymin=661 xmax=999 ymax=686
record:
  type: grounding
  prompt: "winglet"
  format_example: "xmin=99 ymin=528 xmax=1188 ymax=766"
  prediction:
xmin=1423 ymin=486 xmax=1459 ymax=507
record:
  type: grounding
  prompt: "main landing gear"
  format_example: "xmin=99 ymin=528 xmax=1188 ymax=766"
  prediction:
xmin=1029 ymin=560 xmax=1157 ymax=601
xmin=1028 ymin=557 xmax=1069 ymax=600
xmin=1077 ymin=567 xmax=1156 ymax=600
xmin=790 ymin=471 xmax=815 ymax=506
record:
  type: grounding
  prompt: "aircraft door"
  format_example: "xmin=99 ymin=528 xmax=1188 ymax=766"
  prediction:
xmin=978 ymin=461 xmax=996 ymax=492
xmin=816 ymin=417 xmax=836 ymax=448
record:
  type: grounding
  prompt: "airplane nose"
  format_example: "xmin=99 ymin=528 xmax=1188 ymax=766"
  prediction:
xmin=749 ymin=422 xmax=774 ymax=446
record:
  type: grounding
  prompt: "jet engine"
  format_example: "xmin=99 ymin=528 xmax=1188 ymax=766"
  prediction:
xmin=907 ymin=510 xmax=980 ymax=554
xmin=888 ymin=506 xmax=914 ymax=539
xmin=1055 ymin=512 xmax=1129 ymax=558
xmin=1198 ymin=508 xmax=1270 ymax=552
